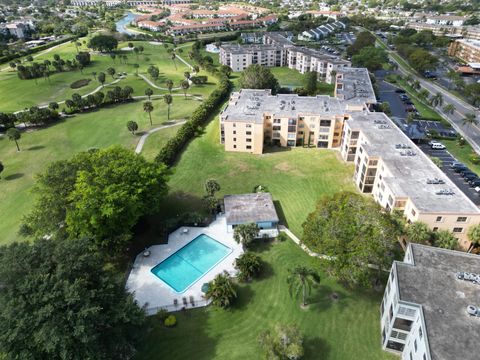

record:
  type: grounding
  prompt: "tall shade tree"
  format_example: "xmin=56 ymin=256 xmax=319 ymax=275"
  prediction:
xmin=303 ymin=71 xmax=318 ymax=95
xmin=106 ymin=67 xmax=116 ymax=80
xmin=406 ymin=221 xmax=433 ymax=245
xmin=181 ymin=79 xmax=190 ymax=98
xmin=0 ymin=237 xmax=145 ymax=360
xmin=462 ymin=113 xmax=478 ymax=129
xmin=48 ymin=102 xmax=59 ymax=111
xmin=239 ymin=64 xmax=279 ymax=94
xmin=205 ymin=271 xmax=237 ymax=308
xmin=127 ymin=120 xmax=138 ymax=134
xmin=98 ymin=71 xmax=106 ymax=87
xmin=233 ymin=223 xmax=259 ymax=249
xmin=467 ymin=224 xmax=480 ymax=253
xmin=88 ymin=34 xmax=118 ymax=52
xmin=287 ymin=266 xmax=320 ymax=307
xmin=20 ymin=146 xmax=169 ymax=255
xmin=163 ymin=94 xmax=173 ymax=120
xmin=258 ymin=324 xmax=304 ymax=360
xmin=145 ymin=88 xmax=153 ymax=100
xmin=302 ymin=191 xmax=400 ymax=287
xmin=166 ymin=79 xmax=174 ymax=94
xmin=6 ymin=127 xmax=21 ymax=151
xmin=143 ymin=101 xmax=154 ymax=126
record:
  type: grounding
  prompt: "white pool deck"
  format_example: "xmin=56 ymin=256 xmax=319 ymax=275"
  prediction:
xmin=126 ymin=215 xmax=243 ymax=315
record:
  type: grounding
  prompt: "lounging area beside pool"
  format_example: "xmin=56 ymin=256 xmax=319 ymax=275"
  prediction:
xmin=126 ymin=215 xmax=243 ymax=315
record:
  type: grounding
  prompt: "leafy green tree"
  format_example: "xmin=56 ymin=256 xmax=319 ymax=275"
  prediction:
xmin=204 ymin=178 xmax=220 ymax=196
xmin=98 ymin=71 xmax=106 ymax=87
xmin=467 ymin=224 xmax=480 ymax=253
xmin=418 ymin=89 xmax=430 ymax=101
xmin=258 ymin=324 xmax=304 ymax=360
xmin=164 ymin=94 xmax=173 ymax=120
xmin=166 ymin=79 xmax=174 ymax=94
xmin=88 ymin=34 xmax=118 ymax=52
xmin=143 ymin=101 xmax=154 ymax=126
xmin=219 ymin=65 xmax=232 ymax=78
xmin=127 ymin=120 xmax=138 ymax=134
xmin=443 ymin=103 xmax=455 ymax=115
xmin=205 ymin=271 xmax=237 ymax=308
xmin=6 ymin=127 xmax=21 ymax=151
xmin=234 ymin=252 xmax=262 ymax=281
xmin=347 ymin=31 xmax=376 ymax=56
xmin=181 ymin=79 xmax=190 ymax=98
xmin=239 ymin=64 xmax=279 ymax=94
xmin=287 ymin=266 xmax=320 ymax=307
xmin=202 ymin=195 xmax=218 ymax=214
xmin=171 ymin=53 xmax=177 ymax=70
xmin=233 ymin=223 xmax=259 ymax=249
xmin=106 ymin=67 xmax=116 ymax=80
xmin=0 ymin=237 xmax=145 ymax=360
xmin=302 ymin=192 xmax=399 ymax=287
xmin=110 ymin=53 xmax=116 ymax=63
xmin=145 ymin=88 xmax=153 ymax=100
xmin=408 ymin=48 xmax=438 ymax=73
xmin=133 ymin=63 xmax=139 ymax=75
xmin=462 ymin=113 xmax=478 ymax=129
xmin=48 ymin=102 xmax=59 ymax=111
xmin=351 ymin=46 xmax=388 ymax=71
xmin=303 ymin=71 xmax=318 ymax=95
xmin=147 ymin=65 xmax=159 ymax=82
xmin=20 ymin=146 xmax=169 ymax=254
xmin=380 ymin=101 xmax=392 ymax=115
xmin=406 ymin=222 xmax=433 ymax=245
xmin=434 ymin=230 xmax=458 ymax=250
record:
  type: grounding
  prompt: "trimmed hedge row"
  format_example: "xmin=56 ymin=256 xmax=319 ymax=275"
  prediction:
xmin=154 ymin=77 xmax=232 ymax=166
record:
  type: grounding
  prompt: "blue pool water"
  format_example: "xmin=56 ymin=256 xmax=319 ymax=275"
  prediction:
xmin=151 ymin=234 xmax=232 ymax=293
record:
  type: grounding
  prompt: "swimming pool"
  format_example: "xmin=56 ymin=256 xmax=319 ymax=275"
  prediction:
xmin=151 ymin=234 xmax=232 ymax=293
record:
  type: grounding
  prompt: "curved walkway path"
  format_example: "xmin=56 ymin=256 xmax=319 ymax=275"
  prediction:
xmin=134 ymin=120 xmax=186 ymax=154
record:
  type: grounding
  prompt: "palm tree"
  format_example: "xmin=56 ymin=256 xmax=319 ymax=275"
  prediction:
xmin=205 ymin=271 xmax=237 ymax=308
xmin=181 ymin=80 xmax=190 ymax=98
xmin=405 ymin=74 xmax=413 ymax=84
xmin=126 ymin=120 xmax=138 ymax=134
xmin=91 ymin=71 xmax=97 ymax=80
xmin=412 ymin=80 xmax=420 ymax=90
xmin=443 ymin=103 xmax=455 ymax=115
xmin=193 ymin=65 xmax=200 ymax=74
xmin=145 ymin=88 xmax=153 ymax=100
xmin=446 ymin=69 xmax=460 ymax=89
xmin=406 ymin=222 xmax=432 ymax=245
xmin=234 ymin=252 xmax=262 ymax=281
xmin=430 ymin=92 xmax=443 ymax=107
xmin=98 ymin=72 xmax=106 ymax=87
xmin=171 ymin=53 xmax=177 ymax=70
xmin=166 ymin=79 xmax=173 ymax=94
xmin=6 ymin=128 xmax=21 ymax=151
xmin=418 ymin=89 xmax=429 ymax=102
xmin=110 ymin=53 xmax=116 ymax=63
xmin=467 ymin=224 xmax=480 ymax=253
xmin=287 ymin=266 xmax=320 ymax=307
xmin=133 ymin=63 xmax=139 ymax=75
xmin=184 ymin=71 xmax=190 ymax=79
xmin=462 ymin=113 xmax=478 ymax=129
xmin=143 ymin=101 xmax=154 ymax=126
xmin=164 ymin=94 xmax=173 ymax=120
xmin=434 ymin=230 xmax=458 ymax=250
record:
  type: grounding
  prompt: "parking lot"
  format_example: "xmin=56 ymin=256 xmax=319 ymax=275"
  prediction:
xmin=414 ymin=120 xmax=457 ymax=138
xmin=420 ymin=144 xmax=480 ymax=205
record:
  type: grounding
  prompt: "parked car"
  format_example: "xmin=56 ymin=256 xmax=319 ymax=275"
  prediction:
xmin=431 ymin=143 xmax=446 ymax=150
xmin=469 ymin=179 xmax=480 ymax=187
xmin=464 ymin=174 xmax=478 ymax=182
xmin=405 ymin=105 xmax=416 ymax=112
xmin=404 ymin=100 xmax=414 ymax=105
xmin=395 ymin=89 xmax=406 ymax=94
xmin=460 ymin=170 xmax=476 ymax=178
xmin=451 ymin=162 xmax=465 ymax=169
xmin=454 ymin=166 xmax=469 ymax=173
xmin=399 ymin=94 xmax=410 ymax=101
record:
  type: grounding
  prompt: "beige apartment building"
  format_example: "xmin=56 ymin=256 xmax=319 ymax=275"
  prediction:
xmin=448 ymin=39 xmax=480 ymax=64
xmin=341 ymin=111 xmax=480 ymax=247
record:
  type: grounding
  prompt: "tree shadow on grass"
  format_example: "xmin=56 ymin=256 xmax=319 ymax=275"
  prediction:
xmin=304 ymin=336 xmax=331 ymax=359
xmin=231 ymin=284 xmax=254 ymax=311
xmin=4 ymin=173 xmax=24 ymax=181
xmin=307 ymin=284 xmax=351 ymax=314
xmin=27 ymin=145 xmax=45 ymax=151
xmin=256 ymin=260 xmax=274 ymax=282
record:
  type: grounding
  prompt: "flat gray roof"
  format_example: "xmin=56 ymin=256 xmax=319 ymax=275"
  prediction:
xmin=224 ymin=193 xmax=279 ymax=225
xmin=348 ymin=112 xmax=480 ymax=214
xmin=336 ymin=67 xmax=377 ymax=105
xmin=221 ymin=89 xmax=346 ymax=123
xmin=220 ymin=43 xmax=283 ymax=54
xmin=396 ymin=244 xmax=480 ymax=360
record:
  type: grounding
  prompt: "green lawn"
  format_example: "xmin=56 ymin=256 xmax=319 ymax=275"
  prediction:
xmin=443 ymin=139 xmax=480 ymax=175
xmin=136 ymin=239 xmax=394 ymax=360
xmin=157 ymin=112 xmax=355 ymax=239
xmin=141 ymin=123 xmax=184 ymax=161
xmin=0 ymin=39 xmax=199 ymax=112
xmin=270 ymin=67 xmax=335 ymax=95
xmin=0 ymin=97 xmax=204 ymax=245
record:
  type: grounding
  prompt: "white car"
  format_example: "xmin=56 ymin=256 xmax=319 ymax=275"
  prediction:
xmin=431 ymin=143 xmax=446 ymax=150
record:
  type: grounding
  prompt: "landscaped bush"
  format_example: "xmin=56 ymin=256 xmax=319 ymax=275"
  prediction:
xmin=70 ymin=79 xmax=91 ymax=89
xmin=156 ymin=308 xmax=169 ymax=321
xmin=277 ymin=232 xmax=288 ymax=242
xmin=470 ymin=154 xmax=480 ymax=165
xmin=164 ymin=315 xmax=177 ymax=327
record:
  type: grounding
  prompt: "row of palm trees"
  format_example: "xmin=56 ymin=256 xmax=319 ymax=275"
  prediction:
xmin=126 ymin=92 xmax=174 ymax=134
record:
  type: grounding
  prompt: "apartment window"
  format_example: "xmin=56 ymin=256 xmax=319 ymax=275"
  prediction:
xmin=320 ymin=120 xmax=331 ymax=127
xmin=233 ymin=138 xmax=237 ymax=142
xmin=233 ymin=123 xmax=236 ymax=127
xmin=246 ymin=131 xmax=252 ymax=135
xmin=453 ymin=227 xmax=463 ymax=233
xmin=233 ymin=145 xmax=237 ymax=149
xmin=433 ymin=227 xmax=438 ymax=232
xmin=436 ymin=216 xmax=442 ymax=222
xmin=233 ymin=130 xmax=236 ymax=134
xmin=246 ymin=138 xmax=252 ymax=142
xmin=411 ymin=209 xmax=416 ymax=216
xmin=246 ymin=124 xmax=252 ymax=128
xmin=457 ymin=216 xmax=468 ymax=222
xmin=246 ymin=145 xmax=252 ymax=150
xmin=273 ymin=118 xmax=281 ymax=124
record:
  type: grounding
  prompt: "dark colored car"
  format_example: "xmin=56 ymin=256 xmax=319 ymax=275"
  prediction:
xmin=454 ymin=166 xmax=469 ymax=173
xmin=469 ymin=179 xmax=480 ymax=187
xmin=464 ymin=174 xmax=478 ymax=181
xmin=460 ymin=171 xmax=477 ymax=178
xmin=395 ymin=89 xmax=406 ymax=94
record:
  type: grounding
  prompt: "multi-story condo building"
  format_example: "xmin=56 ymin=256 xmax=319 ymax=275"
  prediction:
xmin=425 ymin=15 xmax=466 ymax=27
xmin=381 ymin=243 xmax=480 ymax=359
xmin=406 ymin=23 xmax=480 ymax=41
xmin=448 ymin=39 xmax=480 ymax=64
xmin=220 ymin=33 xmax=350 ymax=82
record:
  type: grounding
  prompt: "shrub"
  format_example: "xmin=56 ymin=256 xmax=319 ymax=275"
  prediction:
xmin=156 ymin=308 xmax=169 ymax=321
xmin=235 ymin=252 xmax=262 ymax=281
xmin=70 ymin=79 xmax=91 ymax=89
xmin=470 ymin=154 xmax=480 ymax=165
xmin=164 ymin=315 xmax=177 ymax=327
xmin=277 ymin=232 xmax=288 ymax=242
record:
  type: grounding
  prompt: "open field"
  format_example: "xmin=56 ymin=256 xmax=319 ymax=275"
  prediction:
xmin=0 ymin=39 xmax=202 ymax=112
xmin=141 ymin=123 xmax=184 ymax=161
xmin=136 ymin=239 xmax=394 ymax=360
xmin=157 ymin=113 xmax=355 ymax=239
xmin=0 ymin=97 xmax=204 ymax=245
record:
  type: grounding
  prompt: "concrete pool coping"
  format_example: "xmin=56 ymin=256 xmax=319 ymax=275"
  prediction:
xmin=126 ymin=215 xmax=243 ymax=315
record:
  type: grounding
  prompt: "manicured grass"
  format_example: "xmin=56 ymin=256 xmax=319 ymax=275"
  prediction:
xmin=0 ymin=97 xmax=202 ymax=245
xmin=141 ymin=123 xmax=184 ymax=161
xmin=270 ymin=67 xmax=305 ymax=87
xmin=161 ymin=114 xmax=355 ymax=238
xmin=443 ymin=139 xmax=480 ymax=175
xmin=0 ymin=40 xmax=199 ymax=112
xmin=136 ymin=239 xmax=394 ymax=360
